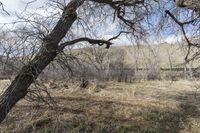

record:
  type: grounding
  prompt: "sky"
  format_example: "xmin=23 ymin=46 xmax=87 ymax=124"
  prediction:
xmin=0 ymin=0 xmax=180 ymax=45
xmin=0 ymin=0 xmax=136 ymax=45
xmin=0 ymin=0 xmax=46 ymax=23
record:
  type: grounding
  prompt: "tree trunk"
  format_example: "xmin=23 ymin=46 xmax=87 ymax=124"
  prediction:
xmin=0 ymin=0 xmax=83 ymax=123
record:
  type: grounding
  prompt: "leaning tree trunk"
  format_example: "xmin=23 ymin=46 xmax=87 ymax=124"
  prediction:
xmin=0 ymin=0 xmax=83 ymax=123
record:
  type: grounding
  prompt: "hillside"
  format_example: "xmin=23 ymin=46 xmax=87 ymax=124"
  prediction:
xmin=72 ymin=43 xmax=195 ymax=69
xmin=110 ymin=44 xmax=197 ymax=69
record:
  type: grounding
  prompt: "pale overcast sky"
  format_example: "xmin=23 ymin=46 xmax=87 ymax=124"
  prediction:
xmin=0 ymin=0 xmax=134 ymax=45
xmin=0 ymin=0 xmax=46 ymax=23
xmin=0 ymin=0 xmax=177 ymax=45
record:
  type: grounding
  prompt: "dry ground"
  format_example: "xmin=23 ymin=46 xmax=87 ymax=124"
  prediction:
xmin=0 ymin=80 xmax=10 ymax=93
xmin=1 ymin=80 xmax=200 ymax=133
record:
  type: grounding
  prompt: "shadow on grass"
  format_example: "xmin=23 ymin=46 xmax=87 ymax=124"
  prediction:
xmin=7 ymin=90 xmax=200 ymax=133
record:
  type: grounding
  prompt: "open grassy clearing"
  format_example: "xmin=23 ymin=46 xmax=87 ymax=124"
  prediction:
xmin=1 ymin=80 xmax=200 ymax=133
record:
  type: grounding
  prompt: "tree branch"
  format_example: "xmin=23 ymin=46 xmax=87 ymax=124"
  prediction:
xmin=58 ymin=31 xmax=131 ymax=51
xmin=0 ymin=1 xmax=10 ymax=15
xmin=165 ymin=10 xmax=200 ymax=61
xmin=58 ymin=37 xmax=112 ymax=52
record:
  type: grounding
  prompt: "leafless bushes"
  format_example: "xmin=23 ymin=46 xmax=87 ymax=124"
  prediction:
xmin=34 ymin=44 xmax=199 ymax=83
xmin=0 ymin=42 xmax=198 ymax=83
xmin=0 ymin=0 xmax=200 ymax=122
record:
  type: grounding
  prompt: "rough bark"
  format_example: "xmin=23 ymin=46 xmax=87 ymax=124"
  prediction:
xmin=0 ymin=0 xmax=83 ymax=123
xmin=175 ymin=0 xmax=200 ymax=13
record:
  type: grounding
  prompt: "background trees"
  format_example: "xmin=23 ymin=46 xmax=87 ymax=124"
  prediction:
xmin=0 ymin=0 xmax=158 ymax=123
xmin=0 ymin=0 xmax=199 ymax=123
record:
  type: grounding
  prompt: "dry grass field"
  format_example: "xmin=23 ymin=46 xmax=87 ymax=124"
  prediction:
xmin=1 ymin=80 xmax=200 ymax=133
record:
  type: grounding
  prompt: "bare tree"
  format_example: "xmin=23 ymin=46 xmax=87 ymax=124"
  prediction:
xmin=0 ymin=0 xmax=155 ymax=122
xmin=0 ymin=0 xmax=198 ymax=123
xmin=84 ymin=46 xmax=110 ymax=81
xmin=165 ymin=0 xmax=200 ymax=74
xmin=108 ymin=48 xmax=127 ymax=82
